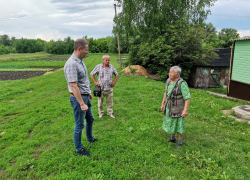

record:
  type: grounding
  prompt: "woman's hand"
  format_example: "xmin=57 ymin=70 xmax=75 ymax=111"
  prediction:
xmin=161 ymin=104 xmax=165 ymax=111
xmin=181 ymin=110 xmax=188 ymax=118
xmin=181 ymin=99 xmax=190 ymax=118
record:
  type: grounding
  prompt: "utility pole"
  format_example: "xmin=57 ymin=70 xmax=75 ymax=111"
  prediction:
xmin=114 ymin=3 xmax=122 ymax=69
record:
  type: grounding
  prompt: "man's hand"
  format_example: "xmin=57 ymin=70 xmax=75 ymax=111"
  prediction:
xmin=111 ymin=81 xmax=116 ymax=87
xmin=80 ymin=104 xmax=88 ymax=111
xmin=95 ymin=82 xmax=101 ymax=86
xmin=89 ymin=94 xmax=93 ymax=100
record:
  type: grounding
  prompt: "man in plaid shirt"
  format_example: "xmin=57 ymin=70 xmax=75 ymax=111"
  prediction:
xmin=90 ymin=55 xmax=118 ymax=118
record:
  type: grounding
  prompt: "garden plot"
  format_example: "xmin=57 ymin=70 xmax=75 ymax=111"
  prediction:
xmin=0 ymin=56 xmax=66 ymax=81
xmin=0 ymin=67 xmax=61 ymax=80
xmin=28 ymin=56 xmax=70 ymax=61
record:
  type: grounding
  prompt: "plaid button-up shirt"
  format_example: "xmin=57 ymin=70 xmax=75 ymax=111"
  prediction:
xmin=90 ymin=64 xmax=118 ymax=91
xmin=64 ymin=53 xmax=91 ymax=94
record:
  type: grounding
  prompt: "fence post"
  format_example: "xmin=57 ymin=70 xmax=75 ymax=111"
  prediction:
xmin=114 ymin=3 xmax=122 ymax=69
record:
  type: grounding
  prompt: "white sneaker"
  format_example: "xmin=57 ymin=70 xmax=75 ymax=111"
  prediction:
xmin=109 ymin=114 xmax=115 ymax=119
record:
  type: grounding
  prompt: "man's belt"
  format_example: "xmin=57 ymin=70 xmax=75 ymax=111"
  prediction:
xmin=70 ymin=93 xmax=89 ymax=96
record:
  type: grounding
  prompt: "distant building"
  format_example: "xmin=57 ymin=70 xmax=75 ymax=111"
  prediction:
xmin=188 ymin=48 xmax=231 ymax=88
xmin=228 ymin=37 xmax=250 ymax=101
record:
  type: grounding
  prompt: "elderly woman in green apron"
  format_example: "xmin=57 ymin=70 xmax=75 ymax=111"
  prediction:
xmin=161 ymin=66 xmax=191 ymax=147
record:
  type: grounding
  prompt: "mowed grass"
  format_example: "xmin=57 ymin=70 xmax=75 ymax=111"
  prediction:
xmin=0 ymin=53 xmax=250 ymax=179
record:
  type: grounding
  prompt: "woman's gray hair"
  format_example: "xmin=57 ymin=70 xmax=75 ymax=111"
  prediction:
xmin=170 ymin=66 xmax=181 ymax=75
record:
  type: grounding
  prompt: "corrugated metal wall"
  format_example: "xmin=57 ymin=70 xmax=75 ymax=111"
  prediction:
xmin=231 ymin=40 xmax=250 ymax=85
xmin=228 ymin=40 xmax=250 ymax=101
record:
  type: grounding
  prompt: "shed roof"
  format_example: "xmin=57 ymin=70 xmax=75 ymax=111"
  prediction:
xmin=197 ymin=48 xmax=231 ymax=67
xmin=233 ymin=36 xmax=250 ymax=41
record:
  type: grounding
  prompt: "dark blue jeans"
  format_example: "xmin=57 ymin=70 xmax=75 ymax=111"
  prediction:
xmin=70 ymin=95 xmax=95 ymax=152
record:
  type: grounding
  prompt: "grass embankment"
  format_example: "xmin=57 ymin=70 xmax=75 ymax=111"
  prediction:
xmin=0 ymin=54 xmax=250 ymax=179
xmin=203 ymin=86 xmax=228 ymax=95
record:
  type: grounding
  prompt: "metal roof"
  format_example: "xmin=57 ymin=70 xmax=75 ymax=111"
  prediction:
xmin=196 ymin=48 xmax=231 ymax=67
xmin=233 ymin=36 xmax=250 ymax=41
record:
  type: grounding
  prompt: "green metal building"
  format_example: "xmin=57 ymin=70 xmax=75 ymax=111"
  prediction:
xmin=228 ymin=37 xmax=250 ymax=101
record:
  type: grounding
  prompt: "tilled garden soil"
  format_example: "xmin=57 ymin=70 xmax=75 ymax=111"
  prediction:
xmin=0 ymin=67 xmax=61 ymax=80
xmin=0 ymin=55 xmax=68 ymax=80
xmin=0 ymin=71 xmax=47 ymax=80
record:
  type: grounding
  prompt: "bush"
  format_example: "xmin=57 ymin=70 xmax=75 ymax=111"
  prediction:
xmin=0 ymin=45 xmax=10 ymax=55
xmin=128 ymin=25 xmax=218 ymax=81
xmin=13 ymin=38 xmax=45 ymax=53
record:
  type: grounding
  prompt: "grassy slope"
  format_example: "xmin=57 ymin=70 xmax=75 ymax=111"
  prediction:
xmin=0 ymin=52 xmax=52 ymax=61
xmin=0 ymin=53 xmax=250 ymax=179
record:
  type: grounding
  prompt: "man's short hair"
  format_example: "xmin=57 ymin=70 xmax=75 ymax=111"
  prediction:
xmin=102 ymin=55 xmax=110 ymax=59
xmin=74 ymin=39 xmax=89 ymax=50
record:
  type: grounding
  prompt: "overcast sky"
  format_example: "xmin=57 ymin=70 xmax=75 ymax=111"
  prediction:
xmin=0 ymin=0 xmax=249 ymax=41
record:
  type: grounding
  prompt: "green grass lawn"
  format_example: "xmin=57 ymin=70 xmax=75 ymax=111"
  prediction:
xmin=0 ymin=53 xmax=250 ymax=179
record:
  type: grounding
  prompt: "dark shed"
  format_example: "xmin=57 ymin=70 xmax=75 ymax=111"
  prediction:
xmin=188 ymin=48 xmax=231 ymax=88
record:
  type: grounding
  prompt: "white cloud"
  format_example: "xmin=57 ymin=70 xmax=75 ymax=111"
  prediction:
xmin=64 ymin=18 xmax=112 ymax=27
xmin=0 ymin=0 xmax=249 ymax=42
xmin=35 ymin=34 xmax=54 ymax=41
xmin=53 ymin=0 xmax=114 ymax=12
xmin=0 ymin=0 xmax=115 ymax=40
xmin=16 ymin=10 xmax=31 ymax=18
xmin=49 ymin=12 xmax=82 ymax=18
xmin=238 ymin=30 xmax=250 ymax=38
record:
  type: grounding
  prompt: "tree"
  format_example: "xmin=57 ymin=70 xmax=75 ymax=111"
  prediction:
xmin=64 ymin=36 xmax=74 ymax=54
xmin=202 ymin=23 xmax=218 ymax=48
xmin=10 ymin=37 xmax=16 ymax=46
xmin=217 ymin=28 xmax=240 ymax=48
xmin=45 ymin=40 xmax=67 ymax=54
xmin=0 ymin=45 xmax=10 ymax=55
xmin=115 ymin=0 xmax=216 ymax=43
xmin=115 ymin=0 xmax=218 ymax=80
xmin=84 ymin=36 xmax=110 ymax=53
xmin=129 ymin=24 xmax=218 ymax=80
xmin=13 ymin=38 xmax=45 ymax=53
xmin=0 ymin=34 xmax=11 ymax=46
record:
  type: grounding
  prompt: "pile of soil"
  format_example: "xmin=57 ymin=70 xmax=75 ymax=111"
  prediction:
xmin=121 ymin=65 xmax=160 ymax=80
xmin=122 ymin=65 xmax=148 ymax=75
